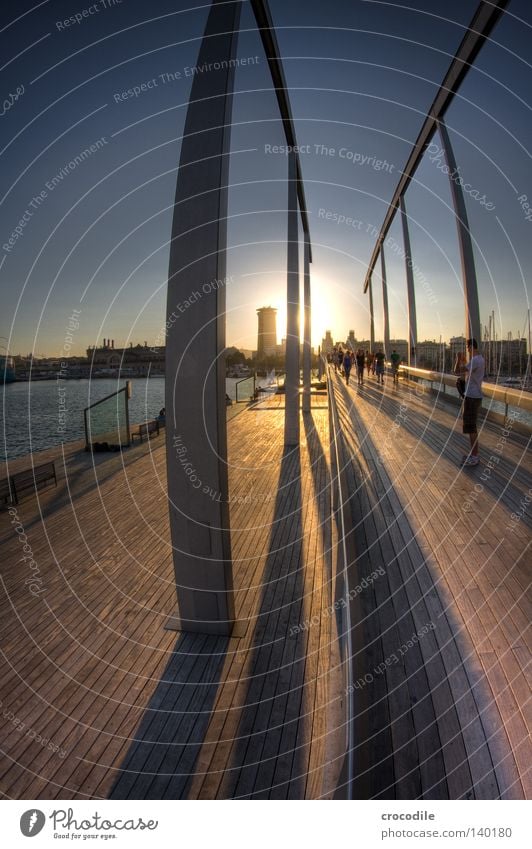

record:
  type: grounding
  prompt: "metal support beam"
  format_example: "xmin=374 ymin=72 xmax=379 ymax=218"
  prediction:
xmin=250 ymin=0 xmax=311 ymax=255
xmin=438 ymin=118 xmax=481 ymax=343
xmin=381 ymin=249 xmax=390 ymax=359
xmin=302 ymin=236 xmax=311 ymax=413
xmin=285 ymin=152 xmax=300 ymax=446
xmin=363 ymin=0 xmax=509 ymax=293
xmin=400 ymin=196 xmax=417 ymax=367
xmin=164 ymin=0 xmax=240 ymax=635
xmin=368 ymin=275 xmax=375 ymax=353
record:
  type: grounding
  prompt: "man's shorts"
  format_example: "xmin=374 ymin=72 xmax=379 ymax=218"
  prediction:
xmin=463 ymin=396 xmax=482 ymax=434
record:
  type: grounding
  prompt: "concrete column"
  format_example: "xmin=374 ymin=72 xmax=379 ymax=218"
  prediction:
xmin=164 ymin=0 xmax=240 ymax=635
xmin=381 ymin=249 xmax=390 ymax=359
xmin=438 ymin=118 xmax=481 ymax=344
xmin=284 ymin=151 xmax=300 ymax=446
xmin=400 ymin=195 xmax=417 ymax=366
xmin=368 ymin=274 xmax=375 ymax=352
xmin=302 ymin=234 xmax=311 ymax=413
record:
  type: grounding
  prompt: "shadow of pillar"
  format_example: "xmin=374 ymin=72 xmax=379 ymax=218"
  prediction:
xmin=109 ymin=632 xmax=231 ymax=799
xmin=212 ymin=443 xmax=317 ymax=798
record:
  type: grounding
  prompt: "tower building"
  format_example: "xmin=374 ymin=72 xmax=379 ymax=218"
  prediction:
xmin=257 ymin=306 xmax=278 ymax=358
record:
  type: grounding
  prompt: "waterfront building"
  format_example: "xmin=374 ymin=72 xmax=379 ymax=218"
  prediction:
xmin=256 ymin=307 xmax=278 ymax=359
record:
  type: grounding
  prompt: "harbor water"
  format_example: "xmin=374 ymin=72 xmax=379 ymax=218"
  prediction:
xmin=1 ymin=377 xmax=249 ymax=461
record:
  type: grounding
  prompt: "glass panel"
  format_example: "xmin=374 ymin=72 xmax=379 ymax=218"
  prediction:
xmin=85 ymin=386 xmax=129 ymax=449
xmin=233 ymin=375 xmax=256 ymax=404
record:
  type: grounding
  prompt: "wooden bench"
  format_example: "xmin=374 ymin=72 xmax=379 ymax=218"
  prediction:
xmin=10 ymin=461 xmax=57 ymax=504
xmin=0 ymin=477 xmax=14 ymax=507
xmin=131 ymin=420 xmax=160 ymax=444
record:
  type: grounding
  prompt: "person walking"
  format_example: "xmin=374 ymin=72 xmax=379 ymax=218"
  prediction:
xmin=456 ymin=338 xmax=485 ymax=466
xmin=337 ymin=347 xmax=344 ymax=375
xmin=366 ymin=349 xmax=374 ymax=378
xmin=390 ymin=349 xmax=401 ymax=386
xmin=343 ymin=349 xmax=352 ymax=386
xmin=374 ymin=348 xmax=385 ymax=384
xmin=356 ymin=349 xmax=365 ymax=386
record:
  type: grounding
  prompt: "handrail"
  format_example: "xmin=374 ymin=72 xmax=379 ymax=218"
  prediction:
xmin=399 ymin=364 xmax=532 ymax=414
xmin=326 ymin=365 xmax=355 ymax=799
xmin=250 ymin=0 xmax=312 ymax=251
xmin=362 ymin=0 xmax=509 ymax=292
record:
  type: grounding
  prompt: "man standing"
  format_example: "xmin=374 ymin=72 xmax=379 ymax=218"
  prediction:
xmin=457 ymin=338 xmax=485 ymax=467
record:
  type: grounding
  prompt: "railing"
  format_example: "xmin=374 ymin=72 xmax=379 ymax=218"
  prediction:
xmin=234 ymin=374 xmax=256 ymax=404
xmin=399 ymin=365 xmax=532 ymax=430
xmin=326 ymin=365 xmax=355 ymax=799
xmin=83 ymin=381 xmax=131 ymax=451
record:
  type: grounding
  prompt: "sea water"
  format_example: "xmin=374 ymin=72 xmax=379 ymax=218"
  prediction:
xmin=1 ymin=377 xmax=243 ymax=461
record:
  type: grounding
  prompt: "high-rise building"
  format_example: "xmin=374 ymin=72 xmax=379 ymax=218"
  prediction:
xmin=257 ymin=307 xmax=278 ymax=358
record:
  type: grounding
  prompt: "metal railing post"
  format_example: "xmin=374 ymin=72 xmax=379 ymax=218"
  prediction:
xmin=284 ymin=151 xmax=300 ymax=446
xmin=381 ymin=249 xmax=390 ymax=360
xmin=302 ymin=235 xmax=311 ymax=413
xmin=368 ymin=274 xmax=375 ymax=353
xmin=400 ymin=195 xmax=418 ymax=367
xmin=438 ymin=117 xmax=482 ymax=344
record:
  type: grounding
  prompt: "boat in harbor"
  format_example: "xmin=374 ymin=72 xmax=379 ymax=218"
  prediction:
xmin=257 ymin=368 xmax=278 ymax=393
xmin=0 ymin=355 xmax=16 ymax=384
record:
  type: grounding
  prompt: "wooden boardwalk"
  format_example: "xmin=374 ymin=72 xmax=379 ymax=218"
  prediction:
xmin=0 ymin=393 xmax=344 ymax=799
xmin=332 ymin=370 xmax=531 ymax=799
xmin=1 ymin=380 xmax=530 ymax=799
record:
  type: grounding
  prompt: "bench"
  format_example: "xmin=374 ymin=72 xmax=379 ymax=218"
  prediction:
xmin=10 ymin=461 xmax=57 ymax=504
xmin=131 ymin=419 xmax=160 ymax=444
xmin=1 ymin=477 xmax=14 ymax=507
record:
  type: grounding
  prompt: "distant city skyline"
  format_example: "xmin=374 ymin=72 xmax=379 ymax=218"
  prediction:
xmin=7 ymin=314 xmax=530 ymax=360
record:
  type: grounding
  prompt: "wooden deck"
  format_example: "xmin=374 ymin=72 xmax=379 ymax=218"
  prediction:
xmin=0 ymin=380 xmax=530 ymax=799
xmin=0 ymin=393 xmax=343 ymax=799
xmin=332 ymin=370 xmax=531 ymax=799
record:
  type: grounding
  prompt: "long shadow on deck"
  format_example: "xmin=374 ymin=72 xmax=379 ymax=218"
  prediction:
xmin=109 ymin=631 xmax=230 ymax=799
xmin=350 ymin=380 xmax=532 ymax=521
xmin=333 ymin=377 xmax=504 ymax=800
xmin=109 ymin=414 xmax=332 ymax=801
xmin=215 ymin=418 xmax=331 ymax=799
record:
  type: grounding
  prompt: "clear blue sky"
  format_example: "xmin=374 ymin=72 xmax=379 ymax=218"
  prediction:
xmin=1 ymin=0 xmax=531 ymax=357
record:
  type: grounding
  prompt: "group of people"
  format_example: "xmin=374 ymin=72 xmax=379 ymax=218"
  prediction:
xmin=329 ymin=347 xmax=400 ymax=387
xmin=328 ymin=338 xmax=485 ymax=467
